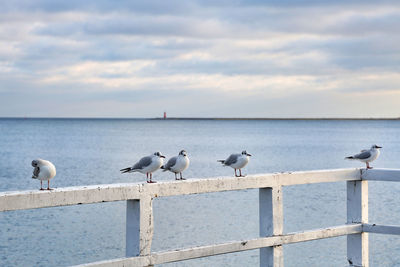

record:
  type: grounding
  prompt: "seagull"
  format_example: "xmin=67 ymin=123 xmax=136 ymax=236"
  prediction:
xmin=31 ymin=159 xmax=56 ymax=190
xmin=345 ymin=144 xmax=382 ymax=169
xmin=120 ymin=152 xmax=165 ymax=183
xmin=218 ymin=150 xmax=252 ymax=177
xmin=162 ymin=150 xmax=190 ymax=180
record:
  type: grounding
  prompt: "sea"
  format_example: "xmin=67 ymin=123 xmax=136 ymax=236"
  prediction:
xmin=1 ymin=118 xmax=400 ymax=267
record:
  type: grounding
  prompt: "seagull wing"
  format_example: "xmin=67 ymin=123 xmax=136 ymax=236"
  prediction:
xmin=353 ymin=150 xmax=372 ymax=160
xmin=133 ymin=156 xmax=152 ymax=170
xmin=224 ymin=154 xmax=239 ymax=166
xmin=164 ymin=156 xmax=177 ymax=170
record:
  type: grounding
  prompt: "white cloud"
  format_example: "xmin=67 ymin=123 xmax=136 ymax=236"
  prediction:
xmin=0 ymin=1 xmax=400 ymax=117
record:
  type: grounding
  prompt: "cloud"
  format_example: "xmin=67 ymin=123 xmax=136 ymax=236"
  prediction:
xmin=1 ymin=1 xmax=400 ymax=117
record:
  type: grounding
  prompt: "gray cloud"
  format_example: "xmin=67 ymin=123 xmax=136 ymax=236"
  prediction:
xmin=2 ymin=0 xmax=194 ymax=15
xmin=3 ymin=0 xmax=399 ymax=14
xmin=1 ymin=1 xmax=400 ymax=117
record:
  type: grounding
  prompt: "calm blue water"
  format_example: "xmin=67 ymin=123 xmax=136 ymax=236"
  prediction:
xmin=1 ymin=119 xmax=400 ymax=266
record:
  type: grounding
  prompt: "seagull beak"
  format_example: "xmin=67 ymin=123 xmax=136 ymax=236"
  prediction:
xmin=376 ymin=145 xmax=382 ymax=148
xmin=247 ymin=153 xmax=252 ymax=156
xmin=160 ymin=155 xmax=166 ymax=158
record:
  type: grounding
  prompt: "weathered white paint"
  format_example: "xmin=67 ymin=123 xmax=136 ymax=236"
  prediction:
xmin=361 ymin=168 xmax=400 ymax=182
xmin=0 ymin=168 xmax=361 ymax=212
xmin=75 ymin=256 xmax=151 ymax=267
xmin=3 ymin=168 xmax=400 ymax=267
xmin=0 ymin=183 xmax=143 ymax=212
xmin=347 ymin=181 xmax=369 ymax=267
xmin=76 ymin=224 xmax=362 ymax=267
xmin=149 ymin=168 xmax=362 ymax=198
xmin=151 ymin=224 xmax=360 ymax=265
xmin=260 ymin=186 xmax=283 ymax=267
xmin=126 ymin=200 xmax=140 ymax=257
xmin=125 ymin=197 xmax=154 ymax=258
xmin=138 ymin=196 xmax=154 ymax=256
xmin=363 ymin=224 xmax=400 ymax=235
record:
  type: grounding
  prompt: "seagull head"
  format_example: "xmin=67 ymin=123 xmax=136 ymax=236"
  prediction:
xmin=371 ymin=144 xmax=382 ymax=150
xmin=242 ymin=150 xmax=252 ymax=157
xmin=154 ymin=152 xmax=166 ymax=158
xmin=179 ymin=150 xmax=187 ymax=157
xmin=31 ymin=159 xmax=44 ymax=167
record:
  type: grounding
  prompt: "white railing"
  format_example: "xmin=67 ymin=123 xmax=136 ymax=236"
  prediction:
xmin=1 ymin=168 xmax=400 ymax=267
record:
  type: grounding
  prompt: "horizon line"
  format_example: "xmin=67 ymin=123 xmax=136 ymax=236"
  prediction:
xmin=1 ymin=116 xmax=400 ymax=120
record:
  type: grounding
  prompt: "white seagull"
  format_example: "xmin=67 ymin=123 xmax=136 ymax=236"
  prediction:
xmin=120 ymin=152 xmax=165 ymax=183
xmin=345 ymin=144 xmax=382 ymax=169
xmin=218 ymin=150 xmax=252 ymax=177
xmin=31 ymin=159 xmax=56 ymax=190
xmin=162 ymin=150 xmax=190 ymax=180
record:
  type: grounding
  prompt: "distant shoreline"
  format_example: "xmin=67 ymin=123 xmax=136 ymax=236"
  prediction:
xmin=152 ymin=117 xmax=400 ymax=121
xmin=1 ymin=117 xmax=399 ymax=121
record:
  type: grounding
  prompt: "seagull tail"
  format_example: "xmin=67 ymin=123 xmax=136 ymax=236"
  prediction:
xmin=161 ymin=165 xmax=168 ymax=172
xmin=120 ymin=167 xmax=132 ymax=173
xmin=345 ymin=156 xmax=354 ymax=160
xmin=217 ymin=160 xmax=225 ymax=164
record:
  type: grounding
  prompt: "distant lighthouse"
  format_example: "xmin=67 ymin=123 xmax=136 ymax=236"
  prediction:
xmin=163 ymin=111 xmax=167 ymax=119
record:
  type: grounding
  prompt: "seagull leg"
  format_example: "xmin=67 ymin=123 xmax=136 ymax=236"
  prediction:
xmin=180 ymin=172 xmax=186 ymax=180
xmin=234 ymin=168 xmax=238 ymax=177
xmin=239 ymin=169 xmax=245 ymax=177
xmin=146 ymin=173 xmax=149 ymax=183
xmin=175 ymin=173 xmax=179 ymax=180
xmin=149 ymin=173 xmax=156 ymax=183
xmin=47 ymin=180 xmax=52 ymax=190
xmin=40 ymin=180 xmax=44 ymax=191
xmin=366 ymin=162 xmax=373 ymax=169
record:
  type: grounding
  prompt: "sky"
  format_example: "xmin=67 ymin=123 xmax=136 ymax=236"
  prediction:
xmin=0 ymin=0 xmax=399 ymax=118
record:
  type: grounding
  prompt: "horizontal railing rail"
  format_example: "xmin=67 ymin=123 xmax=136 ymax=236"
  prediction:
xmin=361 ymin=168 xmax=400 ymax=182
xmin=77 ymin=224 xmax=363 ymax=267
xmin=1 ymin=168 xmax=400 ymax=267
xmin=363 ymin=224 xmax=400 ymax=235
xmin=0 ymin=168 xmax=361 ymax=212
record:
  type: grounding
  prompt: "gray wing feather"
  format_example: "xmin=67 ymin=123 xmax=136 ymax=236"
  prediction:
xmin=164 ymin=157 xmax=177 ymax=170
xmin=133 ymin=156 xmax=152 ymax=170
xmin=353 ymin=151 xmax=371 ymax=159
xmin=224 ymin=154 xmax=239 ymax=166
xmin=33 ymin=167 xmax=40 ymax=178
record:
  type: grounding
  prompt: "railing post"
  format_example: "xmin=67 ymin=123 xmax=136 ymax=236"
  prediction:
xmin=260 ymin=186 xmax=283 ymax=267
xmin=347 ymin=180 xmax=369 ymax=267
xmin=126 ymin=196 xmax=154 ymax=258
